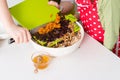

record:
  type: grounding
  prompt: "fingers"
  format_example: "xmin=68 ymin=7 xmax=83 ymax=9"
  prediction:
xmin=19 ymin=29 xmax=24 ymax=43
xmin=26 ymin=28 xmax=31 ymax=41
xmin=13 ymin=34 xmax=19 ymax=44
xmin=9 ymin=27 xmax=31 ymax=44
xmin=18 ymin=28 xmax=31 ymax=44
xmin=48 ymin=1 xmax=59 ymax=8
xmin=22 ymin=28 xmax=28 ymax=43
xmin=23 ymin=28 xmax=31 ymax=43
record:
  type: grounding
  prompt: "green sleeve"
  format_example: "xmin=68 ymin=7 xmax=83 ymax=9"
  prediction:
xmin=98 ymin=0 xmax=120 ymax=50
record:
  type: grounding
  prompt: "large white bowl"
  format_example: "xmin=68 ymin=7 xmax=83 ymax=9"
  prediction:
xmin=30 ymin=22 xmax=84 ymax=57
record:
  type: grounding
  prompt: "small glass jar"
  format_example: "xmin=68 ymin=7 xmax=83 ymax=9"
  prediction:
xmin=31 ymin=51 xmax=52 ymax=73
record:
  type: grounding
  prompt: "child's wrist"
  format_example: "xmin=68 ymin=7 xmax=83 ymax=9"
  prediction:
xmin=4 ymin=23 xmax=16 ymax=30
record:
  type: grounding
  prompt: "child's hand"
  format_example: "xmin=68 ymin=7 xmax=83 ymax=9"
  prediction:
xmin=48 ymin=1 xmax=60 ymax=9
xmin=48 ymin=1 xmax=74 ymax=15
xmin=7 ymin=24 xmax=31 ymax=44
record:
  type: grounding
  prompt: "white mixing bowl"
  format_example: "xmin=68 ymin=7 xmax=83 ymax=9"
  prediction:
xmin=30 ymin=22 xmax=84 ymax=57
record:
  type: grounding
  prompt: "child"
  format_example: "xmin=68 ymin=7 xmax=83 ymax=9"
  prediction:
xmin=0 ymin=0 xmax=74 ymax=44
xmin=75 ymin=0 xmax=120 ymax=56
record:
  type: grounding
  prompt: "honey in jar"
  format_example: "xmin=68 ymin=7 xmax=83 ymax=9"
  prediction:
xmin=31 ymin=53 xmax=52 ymax=73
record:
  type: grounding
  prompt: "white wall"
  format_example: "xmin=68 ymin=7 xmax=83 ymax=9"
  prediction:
xmin=7 ymin=0 xmax=24 ymax=8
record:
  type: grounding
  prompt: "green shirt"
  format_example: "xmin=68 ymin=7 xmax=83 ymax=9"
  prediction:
xmin=98 ymin=0 xmax=120 ymax=50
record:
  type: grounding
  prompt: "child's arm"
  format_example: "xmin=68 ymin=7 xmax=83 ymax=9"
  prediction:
xmin=48 ymin=0 xmax=74 ymax=15
xmin=0 ymin=0 xmax=31 ymax=43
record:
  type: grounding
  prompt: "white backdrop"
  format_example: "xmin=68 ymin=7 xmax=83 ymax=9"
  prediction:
xmin=7 ymin=0 xmax=24 ymax=8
